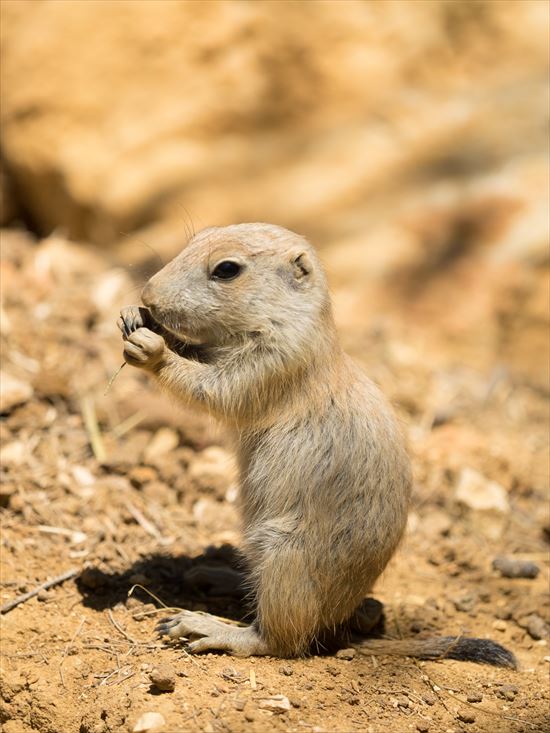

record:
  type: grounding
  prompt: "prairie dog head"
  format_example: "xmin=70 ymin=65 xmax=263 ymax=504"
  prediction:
xmin=141 ymin=223 xmax=332 ymax=349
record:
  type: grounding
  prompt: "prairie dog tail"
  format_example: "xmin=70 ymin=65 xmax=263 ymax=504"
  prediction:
xmin=354 ymin=637 xmax=517 ymax=668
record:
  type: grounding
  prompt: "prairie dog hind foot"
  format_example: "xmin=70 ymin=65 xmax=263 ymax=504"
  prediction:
xmin=156 ymin=610 xmax=269 ymax=656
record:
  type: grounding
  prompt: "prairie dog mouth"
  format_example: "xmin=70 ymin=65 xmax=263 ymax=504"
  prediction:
xmin=146 ymin=307 xmax=204 ymax=347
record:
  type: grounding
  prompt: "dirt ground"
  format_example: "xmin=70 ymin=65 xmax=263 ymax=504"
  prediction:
xmin=1 ymin=2 xmax=549 ymax=731
xmin=0 ymin=221 xmax=548 ymax=733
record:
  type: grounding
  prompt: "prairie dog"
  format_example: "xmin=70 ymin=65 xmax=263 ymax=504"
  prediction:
xmin=118 ymin=223 xmax=515 ymax=667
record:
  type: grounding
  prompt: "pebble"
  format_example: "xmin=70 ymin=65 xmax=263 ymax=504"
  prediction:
xmin=0 ymin=371 xmax=33 ymax=412
xmin=0 ymin=441 xmax=25 ymax=466
xmin=149 ymin=663 xmax=176 ymax=692
xmin=279 ymin=665 xmax=293 ymax=675
xmin=494 ymin=684 xmax=518 ymax=701
xmin=492 ymin=619 xmax=508 ymax=632
xmin=144 ymin=428 xmax=179 ymax=462
xmin=132 ymin=712 xmax=166 ymax=732
xmin=335 ymin=648 xmax=356 ymax=660
xmin=79 ymin=567 xmax=107 ymax=589
xmin=130 ymin=466 xmax=158 ymax=488
xmin=259 ymin=694 xmax=291 ymax=713
xmin=457 ymin=711 xmax=475 ymax=724
xmin=492 ymin=556 xmax=540 ymax=579
xmin=416 ymin=723 xmax=430 ymax=732
xmin=525 ymin=614 xmax=548 ymax=641
xmin=452 ymin=594 xmax=476 ymax=613
xmin=466 ymin=693 xmax=482 ymax=703
xmin=454 ymin=468 xmax=509 ymax=514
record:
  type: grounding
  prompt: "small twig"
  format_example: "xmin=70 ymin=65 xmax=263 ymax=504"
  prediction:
xmin=37 ymin=525 xmax=87 ymax=544
xmin=124 ymin=501 xmax=162 ymax=540
xmin=99 ymin=664 xmax=132 ymax=686
xmin=106 ymin=608 xmax=140 ymax=645
xmin=111 ymin=409 xmax=145 ymax=438
xmin=59 ymin=617 xmax=86 ymax=687
xmin=108 ymin=670 xmax=135 ymax=686
xmin=104 ymin=362 xmax=126 ymax=396
xmin=128 ymin=583 xmax=172 ymax=608
xmin=81 ymin=396 xmax=107 ymax=462
xmin=0 ymin=568 xmax=79 ymax=614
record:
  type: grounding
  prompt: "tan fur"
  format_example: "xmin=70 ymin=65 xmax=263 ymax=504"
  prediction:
xmin=118 ymin=224 xmax=424 ymax=659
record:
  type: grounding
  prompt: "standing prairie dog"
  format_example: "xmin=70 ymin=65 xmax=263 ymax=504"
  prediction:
xmin=118 ymin=223 xmax=515 ymax=667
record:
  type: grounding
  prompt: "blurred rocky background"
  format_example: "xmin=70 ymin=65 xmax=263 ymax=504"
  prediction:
xmin=1 ymin=3 xmax=549 ymax=733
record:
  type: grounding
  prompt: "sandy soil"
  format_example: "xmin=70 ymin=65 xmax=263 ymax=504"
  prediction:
xmin=0 ymin=223 xmax=548 ymax=733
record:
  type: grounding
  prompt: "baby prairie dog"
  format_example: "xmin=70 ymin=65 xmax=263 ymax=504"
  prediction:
xmin=118 ymin=223 xmax=515 ymax=668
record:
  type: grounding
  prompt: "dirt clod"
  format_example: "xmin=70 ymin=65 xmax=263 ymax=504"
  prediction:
xmin=149 ymin=664 xmax=176 ymax=692
xmin=492 ymin=556 xmax=540 ymax=579
xmin=335 ymin=648 xmax=356 ymax=660
xmin=132 ymin=712 xmax=166 ymax=732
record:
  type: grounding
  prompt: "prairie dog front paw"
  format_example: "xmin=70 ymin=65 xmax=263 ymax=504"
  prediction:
xmin=122 ymin=327 xmax=166 ymax=370
xmin=117 ymin=305 xmax=154 ymax=337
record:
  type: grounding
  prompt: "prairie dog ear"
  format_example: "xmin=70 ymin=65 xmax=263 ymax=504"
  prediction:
xmin=290 ymin=251 xmax=313 ymax=281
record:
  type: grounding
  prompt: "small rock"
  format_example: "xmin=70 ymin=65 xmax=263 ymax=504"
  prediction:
xmin=0 ymin=371 xmax=33 ymax=412
xmin=452 ymin=594 xmax=476 ymax=613
xmin=79 ymin=567 xmax=106 ymax=589
xmin=279 ymin=665 xmax=293 ymax=676
xmin=259 ymin=694 xmax=291 ymax=713
xmin=37 ymin=589 xmax=49 ymax=602
xmin=149 ymin=663 xmax=176 ymax=692
xmin=335 ymin=648 xmax=356 ymax=660
xmin=130 ymin=466 xmax=158 ymax=488
xmin=454 ymin=468 xmax=509 ymax=539
xmin=454 ymin=468 xmax=509 ymax=514
xmin=523 ymin=614 xmax=548 ymax=641
xmin=72 ymin=465 xmax=96 ymax=487
xmin=132 ymin=712 xmax=166 ymax=732
xmin=0 ymin=441 xmax=25 ymax=466
xmin=492 ymin=556 xmax=540 ymax=579
xmin=234 ymin=699 xmax=246 ymax=711
xmin=457 ymin=711 xmax=475 ymax=724
xmin=144 ymin=428 xmax=179 ymax=462
xmin=466 ymin=693 xmax=482 ymax=703
xmin=494 ymin=684 xmax=518 ymax=701
xmin=416 ymin=723 xmax=430 ymax=732
xmin=492 ymin=619 xmax=508 ymax=632
xmin=422 ymin=693 xmax=437 ymax=706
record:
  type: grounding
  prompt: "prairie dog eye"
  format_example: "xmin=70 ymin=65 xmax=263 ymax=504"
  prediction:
xmin=211 ymin=260 xmax=242 ymax=280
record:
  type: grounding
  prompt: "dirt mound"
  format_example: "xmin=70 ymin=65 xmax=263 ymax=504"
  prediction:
xmin=1 ymin=226 xmax=548 ymax=732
